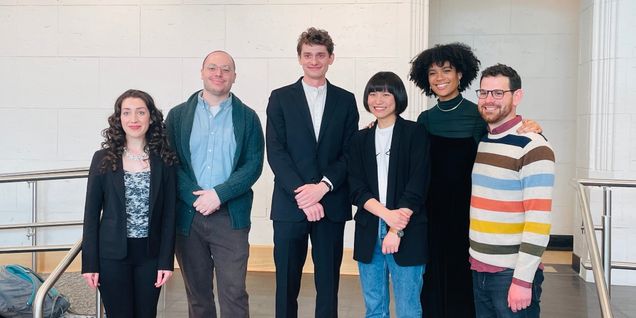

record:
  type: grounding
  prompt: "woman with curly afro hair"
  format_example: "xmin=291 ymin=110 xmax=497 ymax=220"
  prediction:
xmin=409 ymin=43 xmax=540 ymax=318
xmin=81 ymin=89 xmax=178 ymax=318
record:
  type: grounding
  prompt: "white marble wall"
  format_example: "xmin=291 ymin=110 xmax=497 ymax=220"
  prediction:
xmin=4 ymin=2 xmax=629 ymax=277
xmin=575 ymin=0 xmax=636 ymax=286
xmin=0 ymin=1 xmax=421 ymax=248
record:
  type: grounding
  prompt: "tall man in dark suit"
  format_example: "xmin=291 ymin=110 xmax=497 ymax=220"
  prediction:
xmin=266 ymin=27 xmax=360 ymax=318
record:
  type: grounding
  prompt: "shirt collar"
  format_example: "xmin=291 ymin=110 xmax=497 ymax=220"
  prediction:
xmin=301 ymin=80 xmax=326 ymax=94
xmin=488 ymin=115 xmax=522 ymax=135
xmin=197 ymin=91 xmax=233 ymax=110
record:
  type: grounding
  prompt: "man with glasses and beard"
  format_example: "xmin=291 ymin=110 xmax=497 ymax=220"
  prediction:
xmin=469 ymin=64 xmax=555 ymax=318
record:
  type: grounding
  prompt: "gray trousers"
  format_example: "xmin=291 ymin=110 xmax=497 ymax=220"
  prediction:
xmin=176 ymin=208 xmax=250 ymax=318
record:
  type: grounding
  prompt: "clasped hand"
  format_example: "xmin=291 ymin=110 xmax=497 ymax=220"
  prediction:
xmin=295 ymin=182 xmax=329 ymax=221
xmin=383 ymin=208 xmax=412 ymax=230
xmin=294 ymin=183 xmax=329 ymax=209
xmin=192 ymin=189 xmax=221 ymax=215
xmin=302 ymin=202 xmax=325 ymax=222
xmin=382 ymin=231 xmax=401 ymax=254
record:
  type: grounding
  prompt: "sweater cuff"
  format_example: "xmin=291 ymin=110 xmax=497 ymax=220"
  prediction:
xmin=214 ymin=184 xmax=230 ymax=204
xmin=511 ymin=277 xmax=532 ymax=288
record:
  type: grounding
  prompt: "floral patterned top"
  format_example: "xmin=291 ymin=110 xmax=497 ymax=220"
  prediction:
xmin=124 ymin=170 xmax=151 ymax=238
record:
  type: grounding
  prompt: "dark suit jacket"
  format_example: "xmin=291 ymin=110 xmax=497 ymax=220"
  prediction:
xmin=266 ymin=78 xmax=359 ymax=222
xmin=347 ymin=117 xmax=431 ymax=266
xmin=81 ymin=149 xmax=176 ymax=273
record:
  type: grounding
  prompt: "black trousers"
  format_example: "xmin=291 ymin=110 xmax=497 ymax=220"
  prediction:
xmin=273 ymin=218 xmax=345 ymax=318
xmin=98 ymin=238 xmax=161 ymax=318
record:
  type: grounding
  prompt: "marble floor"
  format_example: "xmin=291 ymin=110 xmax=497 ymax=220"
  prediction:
xmin=152 ymin=264 xmax=636 ymax=318
xmin=54 ymin=251 xmax=636 ymax=318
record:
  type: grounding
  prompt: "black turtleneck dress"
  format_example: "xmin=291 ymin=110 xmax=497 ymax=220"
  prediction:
xmin=418 ymin=94 xmax=486 ymax=318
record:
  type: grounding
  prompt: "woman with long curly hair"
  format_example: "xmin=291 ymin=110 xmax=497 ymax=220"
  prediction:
xmin=81 ymin=89 xmax=177 ymax=318
xmin=409 ymin=43 xmax=540 ymax=318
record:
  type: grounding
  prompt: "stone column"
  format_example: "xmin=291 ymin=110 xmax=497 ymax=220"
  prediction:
xmin=575 ymin=0 xmax=636 ymax=286
xmin=407 ymin=0 xmax=430 ymax=120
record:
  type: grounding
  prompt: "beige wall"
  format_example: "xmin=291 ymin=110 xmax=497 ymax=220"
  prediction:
xmin=427 ymin=0 xmax=579 ymax=236
xmin=0 ymin=1 xmax=425 ymax=250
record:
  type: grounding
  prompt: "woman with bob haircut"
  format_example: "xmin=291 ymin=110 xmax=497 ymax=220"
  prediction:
xmin=347 ymin=71 xmax=431 ymax=317
xmin=410 ymin=43 xmax=540 ymax=317
xmin=81 ymin=89 xmax=178 ymax=318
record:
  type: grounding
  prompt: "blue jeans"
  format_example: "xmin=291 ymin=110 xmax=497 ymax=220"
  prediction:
xmin=472 ymin=268 xmax=544 ymax=318
xmin=358 ymin=223 xmax=424 ymax=318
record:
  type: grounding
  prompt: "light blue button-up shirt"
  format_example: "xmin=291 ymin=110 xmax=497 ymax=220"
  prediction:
xmin=189 ymin=93 xmax=236 ymax=190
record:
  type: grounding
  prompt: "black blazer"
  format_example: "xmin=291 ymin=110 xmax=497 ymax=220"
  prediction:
xmin=266 ymin=78 xmax=359 ymax=222
xmin=347 ymin=117 xmax=431 ymax=266
xmin=81 ymin=149 xmax=176 ymax=273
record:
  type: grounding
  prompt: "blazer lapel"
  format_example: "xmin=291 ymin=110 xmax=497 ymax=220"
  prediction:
xmin=112 ymin=157 xmax=126 ymax=213
xmin=148 ymin=155 xmax=162 ymax=219
xmin=292 ymin=79 xmax=318 ymax=143
xmin=364 ymin=126 xmax=380 ymax=198
xmin=385 ymin=117 xmax=403 ymax=208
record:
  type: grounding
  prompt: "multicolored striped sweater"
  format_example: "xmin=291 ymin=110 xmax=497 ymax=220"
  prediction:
xmin=469 ymin=121 xmax=555 ymax=285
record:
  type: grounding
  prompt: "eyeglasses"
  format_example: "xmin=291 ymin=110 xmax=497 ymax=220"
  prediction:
xmin=475 ymin=89 xmax=516 ymax=99
xmin=205 ymin=64 xmax=233 ymax=74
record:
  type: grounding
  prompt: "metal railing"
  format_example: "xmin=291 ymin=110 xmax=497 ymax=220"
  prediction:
xmin=0 ymin=168 xmax=104 ymax=318
xmin=0 ymin=168 xmax=88 ymax=271
xmin=0 ymin=167 xmax=89 ymax=183
xmin=31 ymin=237 xmax=104 ymax=318
xmin=0 ymin=221 xmax=84 ymax=254
xmin=33 ymin=238 xmax=81 ymax=318
xmin=575 ymin=178 xmax=636 ymax=318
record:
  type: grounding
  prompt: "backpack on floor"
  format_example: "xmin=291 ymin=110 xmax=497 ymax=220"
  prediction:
xmin=0 ymin=264 xmax=70 ymax=318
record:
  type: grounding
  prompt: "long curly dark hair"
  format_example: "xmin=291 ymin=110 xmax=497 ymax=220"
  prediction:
xmin=409 ymin=42 xmax=481 ymax=97
xmin=99 ymin=89 xmax=177 ymax=172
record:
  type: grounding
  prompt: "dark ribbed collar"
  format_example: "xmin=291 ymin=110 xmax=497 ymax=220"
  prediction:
xmin=436 ymin=94 xmax=464 ymax=111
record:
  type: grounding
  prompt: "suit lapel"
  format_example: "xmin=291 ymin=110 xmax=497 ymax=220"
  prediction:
xmin=292 ymin=79 xmax=318 ymax=143
xmin=317 ymin=81 xmax=336 ymax=145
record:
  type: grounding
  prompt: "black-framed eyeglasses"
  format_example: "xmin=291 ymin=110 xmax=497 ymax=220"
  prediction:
xmin=475 ymin=89 xmax=516 ymax=99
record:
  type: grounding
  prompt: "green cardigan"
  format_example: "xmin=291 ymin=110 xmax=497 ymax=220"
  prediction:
xmin=166 ymin=91 xmax=264 ymax=235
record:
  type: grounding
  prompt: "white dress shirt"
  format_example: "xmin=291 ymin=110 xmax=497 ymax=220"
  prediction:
xmin=302 ymin=80 xmax=327 ymax=141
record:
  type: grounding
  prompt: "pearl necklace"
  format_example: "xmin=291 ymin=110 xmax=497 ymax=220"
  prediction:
xmin=435 ymin=97 xmax=464 ymax=112
xmin=123 ymin=147 xmax=149 ymax=161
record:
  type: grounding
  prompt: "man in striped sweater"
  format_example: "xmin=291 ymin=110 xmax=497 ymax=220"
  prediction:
xmin=469 ymin=63 xmax=555 ymax=317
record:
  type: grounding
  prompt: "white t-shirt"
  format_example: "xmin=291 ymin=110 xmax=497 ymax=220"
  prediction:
xmin=375 ymin=124 xmax=394 ymax=206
